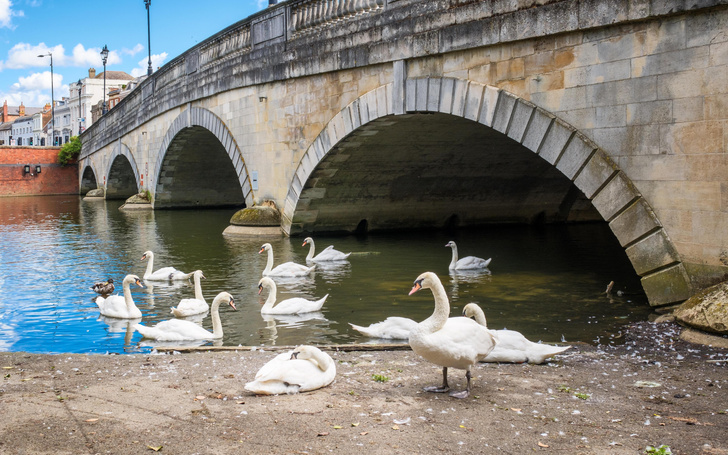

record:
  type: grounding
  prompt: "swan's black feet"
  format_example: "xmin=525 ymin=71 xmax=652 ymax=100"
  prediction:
xmin=423 ymin=385 xmax=450 ymax=393
xmin=449 ymin=389 xmax=469 ymax=399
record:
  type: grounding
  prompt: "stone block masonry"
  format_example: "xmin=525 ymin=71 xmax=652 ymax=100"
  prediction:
xmin=0 ymin=147 xmax=78 ymax=196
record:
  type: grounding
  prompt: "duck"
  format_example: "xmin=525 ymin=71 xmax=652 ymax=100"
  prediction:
xmin=462 ymin=303 xmax=571 ymax=364
xmin=349 ymin=317 xmax=418 ymax=340
xmin=171 ymin=270 xmax=209 ymax=317
xmin=91 ymin=278 xmax=115 ymax=295
xmin=257 ymin=277 xmax=328 ymax=314
xmin=408 ymin=271 xmax=498 ymax=399
xmin=445 ymin=241 xmax=491 ymax=270
xmin=95 ymin=274 xmax=144 ymax=319
xmin=259 ymin=243 xmax=316 ymax=277
xmin=133 ymin=292 xmax=236 ymax=341
xmin=141 ymin=250 xmax=189 ymax=281
xmin=302 ymin=237 xmax=351 ymax=262
xmin=244 ymin=345 xmax=336 ymax=395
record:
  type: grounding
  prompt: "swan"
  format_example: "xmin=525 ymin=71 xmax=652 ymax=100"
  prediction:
xmin=171 ymin=270 xmax=209 ymax=317
xmin=462 ymin=303 xmax=571 ymax=364
xmin=259 ymin=243 xmax=316 ymax=277
xmin=408 ymin=271 xmax=498 ymax=399
xmin=445 ymin=241 xmax=491 ymax=270
xmin=349 ymin=317 xmax=418 ymax=340
xmin=244 ymin=345 xmax=336 ymax=395
xmin=258 ymin=277 xmax=328 ymax=314
xmin=133 ymin=292 xmax=236 ymax=341
xmin=141 ymin=250 xmax=189 ymax=281
xmin=95 ymin=274 xmax=144 ymax=319
xmin=302 ymin=237 xmax=351 ymax=262
xmin=91 ymin=278 xmax=115 ymax=295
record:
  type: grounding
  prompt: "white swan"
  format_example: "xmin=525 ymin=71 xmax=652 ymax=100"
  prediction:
xmin=408 ymin=271 xmax=498 ymax=399
xmin=141 ymin=250 xmax=189 ymax=281
xmin=349 ymin=317 xmax=418 ymax=340
xmin=244 ymin=345 xmax=336 ymax=395
xmin=133 ymin=292 xmax=236 ymax=341
xmin=171 ymin=270 xmax=209 ymax=317
xmin=259 ymin=243 xmax=316 ymax=277
xmin=95 ymin=274 xmax=145 ymax=319
xmin=445 ymin=241 xmax=491 ymax=270
xmin=257 ymin=277 xmax=328 ymax=314
xmin=302 ymin=237 xmax=351 ymax=262
xmin=462 ymin=303 xmax=571 ymax=364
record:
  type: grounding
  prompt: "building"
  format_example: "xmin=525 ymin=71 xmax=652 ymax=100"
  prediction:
xmin=53 ymin=98 xmax=73 ymax=145
xmin=1 ymin=101 xmax=44 ymax=124
xmin=68 ymin=68 xmax=134 ymax=136
xmin=12 ymin=116 xmax=34 ymax=146
xmin=32 ymin=109 xmax=52 ymax=146
xmin=0 ymin=122 xmax=11 ymax=145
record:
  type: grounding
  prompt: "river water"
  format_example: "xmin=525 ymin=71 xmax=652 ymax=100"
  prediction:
xmin=0 ymin=195 xmax=651 ymax=354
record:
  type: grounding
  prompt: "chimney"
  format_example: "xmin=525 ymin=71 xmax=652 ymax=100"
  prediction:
xmin=89 ymin=68 xmax=96 ymax=78
xmin=2 ymin=100 xmax=7 ymax=122
xmin=18 ymin=102 xmax=25 ymax=116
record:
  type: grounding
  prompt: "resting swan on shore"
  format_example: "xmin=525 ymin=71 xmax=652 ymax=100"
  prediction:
xmin=245 ymin=345 xmax=336 ymax=395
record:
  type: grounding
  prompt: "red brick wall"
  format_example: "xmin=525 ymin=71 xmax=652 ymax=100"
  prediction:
xmin=0 ymin=146 xmax=79 ymax=196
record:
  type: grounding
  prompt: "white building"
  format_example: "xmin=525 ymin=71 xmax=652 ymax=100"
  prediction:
xmin=12 ymin=116 xmax=34 ymax=146
xmin=68 ymin=68 xmax=134 ymax=136
xmin=53 ymin=98 xmax=72 ymax=145
xmin=0 ymin=122 xmax=11 ymax=145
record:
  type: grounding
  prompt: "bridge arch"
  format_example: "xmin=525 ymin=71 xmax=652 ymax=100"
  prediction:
xmin=283 ymin=77 xmax=691 ymax=306
xmin=153 ymin=106 xmax=252 ymax=209
xmin=79 ymin=163 xmax=99 ymax=195
xmin=105 ymin=142 xmax=140 ymax=200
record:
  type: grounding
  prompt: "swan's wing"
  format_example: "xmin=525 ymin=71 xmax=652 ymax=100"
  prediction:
xmin=135 ymin=319 xmax=212 ymax=340
xmin=266 ymin=295 xmax=328 ymax=314
xmin=350 ymin=317 xmax=417 ymax=339
xmin=96 ymin=295 xmax=128 ymax=318
xmin=456 ymin=256 xmax=491 ymax=269
xmin=268 ymin=262 xmax=315 ymax=277
xmin=254 ymin=351 xmax=294 ymax=379
xmin=173 ymin=298 xmax=209 ymax=316
xmin=254 ymin=358 xmax=327 ymax=387
xmin=145 ymin=267 xmax=180 ymax=280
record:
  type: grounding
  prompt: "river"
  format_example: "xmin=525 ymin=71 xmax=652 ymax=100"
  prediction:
xmin=0 ymin=195 xmax=651 ymax=354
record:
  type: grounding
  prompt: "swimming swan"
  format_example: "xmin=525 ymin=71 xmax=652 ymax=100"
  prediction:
xmin=408 ymin=271 xmax=498 ymax=399
xmin=141 ymin=250 xmax=189 ymax=281
xmin=462 ymin=303 xmax=571 ymax=364
xmin=171 ymin=270 xmax=209 ymax=317
xmin=244 ymin=345 xmax=336 ymax=395
xmin=349 ymin=317 xmax=418 ymax=340
xmin=95 ymin=274 xmax=144 ymax=319
xmin=258 ymin=277 xmax=328 ymax=314
xmin=302 ymin=237 xmax=351 ymax=262
xmin=445 ymin=241 xmax=491 ymax=270
xmin=133 ymin=292 xmax=236 ymax=341
xmin=259 ymin=243 xmax=316 ymax=277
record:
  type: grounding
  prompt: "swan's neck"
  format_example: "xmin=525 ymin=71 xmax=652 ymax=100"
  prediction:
xmin=305 ymin=240 xmax=315 ymax=261
xmin=309 ymin=350 xmax=333 ymax=372
xmin=123 ymin=279 xmax=138 ymax=313
xmin=263 ymin=248 xmax=274 ymax=274
xmin=420 ymin=282 xmax=450 ymax=333
xmin=193 ymin=274 xmax=205 ymax=301
xmin=261 ymin=282 xmax=277 ymax=311
xmin=210 ymin=299 xmax=224 ymax=338
xmin=144 ymin=254 xmax=154 ymax=278
xmin=449 ymin=245 xmax=459 ymax=269
xmin=472 ymin=308 xmax=488 ymax=327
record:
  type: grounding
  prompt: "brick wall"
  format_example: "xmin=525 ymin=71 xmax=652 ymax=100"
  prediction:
xmin=0 ymin=146 xmax=79 ymax=196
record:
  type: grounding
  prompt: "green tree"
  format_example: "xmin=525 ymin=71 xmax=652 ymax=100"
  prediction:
xmin=58 ymin=136 xmax=81 ymax=165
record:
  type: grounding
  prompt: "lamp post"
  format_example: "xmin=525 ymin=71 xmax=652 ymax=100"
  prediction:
xmin=100 ymin=45 xmax=109 ymax=115
xmin=77 ymin=78 xmax=83 ymax=135
xmin=144 ymin=0 xmax=152 ymax=76
xmin=37 ymin=52 xmax=54 ymax=146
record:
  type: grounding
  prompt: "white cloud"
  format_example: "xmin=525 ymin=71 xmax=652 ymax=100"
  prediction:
xmin=130 ymin=52 xmax=168 ymax=77
xmin=0 ymin=0 xmax=24 ymax=29
xmin=12 ymin=70 xmax=62 ymax=91
xmin=2 ymin=42 xmax=123 ymax=70
xmin=123 ymin=43 xmax=144 ymax=56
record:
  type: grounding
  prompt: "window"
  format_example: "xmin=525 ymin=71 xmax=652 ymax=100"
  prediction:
xmin=17 ymin=137 xmax=22 ymax=146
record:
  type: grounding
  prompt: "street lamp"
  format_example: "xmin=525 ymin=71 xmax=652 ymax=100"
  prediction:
xmin=144 ymin=0 xmax=152 ymax=76
xmin=37 ymin=52 xmax=54 ymax=146
xmin=100 ymin=45 xmax=109 ymax=115
xmin=77 ymin=78 xmax=83 ymax=135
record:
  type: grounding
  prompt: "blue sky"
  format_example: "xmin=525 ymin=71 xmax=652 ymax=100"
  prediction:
xmin=0 ymin=0 xmax=267 ymax=108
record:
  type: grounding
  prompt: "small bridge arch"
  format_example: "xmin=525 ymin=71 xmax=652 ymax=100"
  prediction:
xmin=79 ymin=163 xmax=99 ymax=195
xmin=283 ymin=77 xmax=692 ymax=306
xmin=153 ymin=106 xmax=253 ymax=209
xmin=105 ymin=141 xmax=141 ymax=200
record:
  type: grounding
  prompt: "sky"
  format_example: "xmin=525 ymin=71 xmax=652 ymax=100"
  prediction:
xmin=0 ymin=0 xmax=268 ymax=109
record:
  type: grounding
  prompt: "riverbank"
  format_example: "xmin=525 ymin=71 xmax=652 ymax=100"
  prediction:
xmin=1 ymin=321 xmax=726 ymax=454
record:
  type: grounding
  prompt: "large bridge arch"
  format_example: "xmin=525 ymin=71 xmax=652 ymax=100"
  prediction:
xmin=79 ymin=163 xmax=99 ymax=195
xmin=153 ymin=107 xmax=252 ymax=209
xmin=105 ymin=142 xmax=140 ymax=200
xmin=283 ymin=77 xmax=692 ymax=306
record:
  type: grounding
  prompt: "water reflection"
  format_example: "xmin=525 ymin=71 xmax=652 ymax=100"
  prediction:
xmin=0 ymin=195 xmax=652 ymax=354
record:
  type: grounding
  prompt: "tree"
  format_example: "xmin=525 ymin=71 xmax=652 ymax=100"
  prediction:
xmin=58 ymin=136 xmax=81 ymax=165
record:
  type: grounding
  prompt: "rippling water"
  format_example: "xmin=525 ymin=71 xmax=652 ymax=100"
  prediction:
xmin=0 ymin=195 xmax=651 ymax=354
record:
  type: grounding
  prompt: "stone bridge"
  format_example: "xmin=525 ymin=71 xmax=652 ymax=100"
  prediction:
xmin=78 ymin=0 xmax=728 ymax=306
